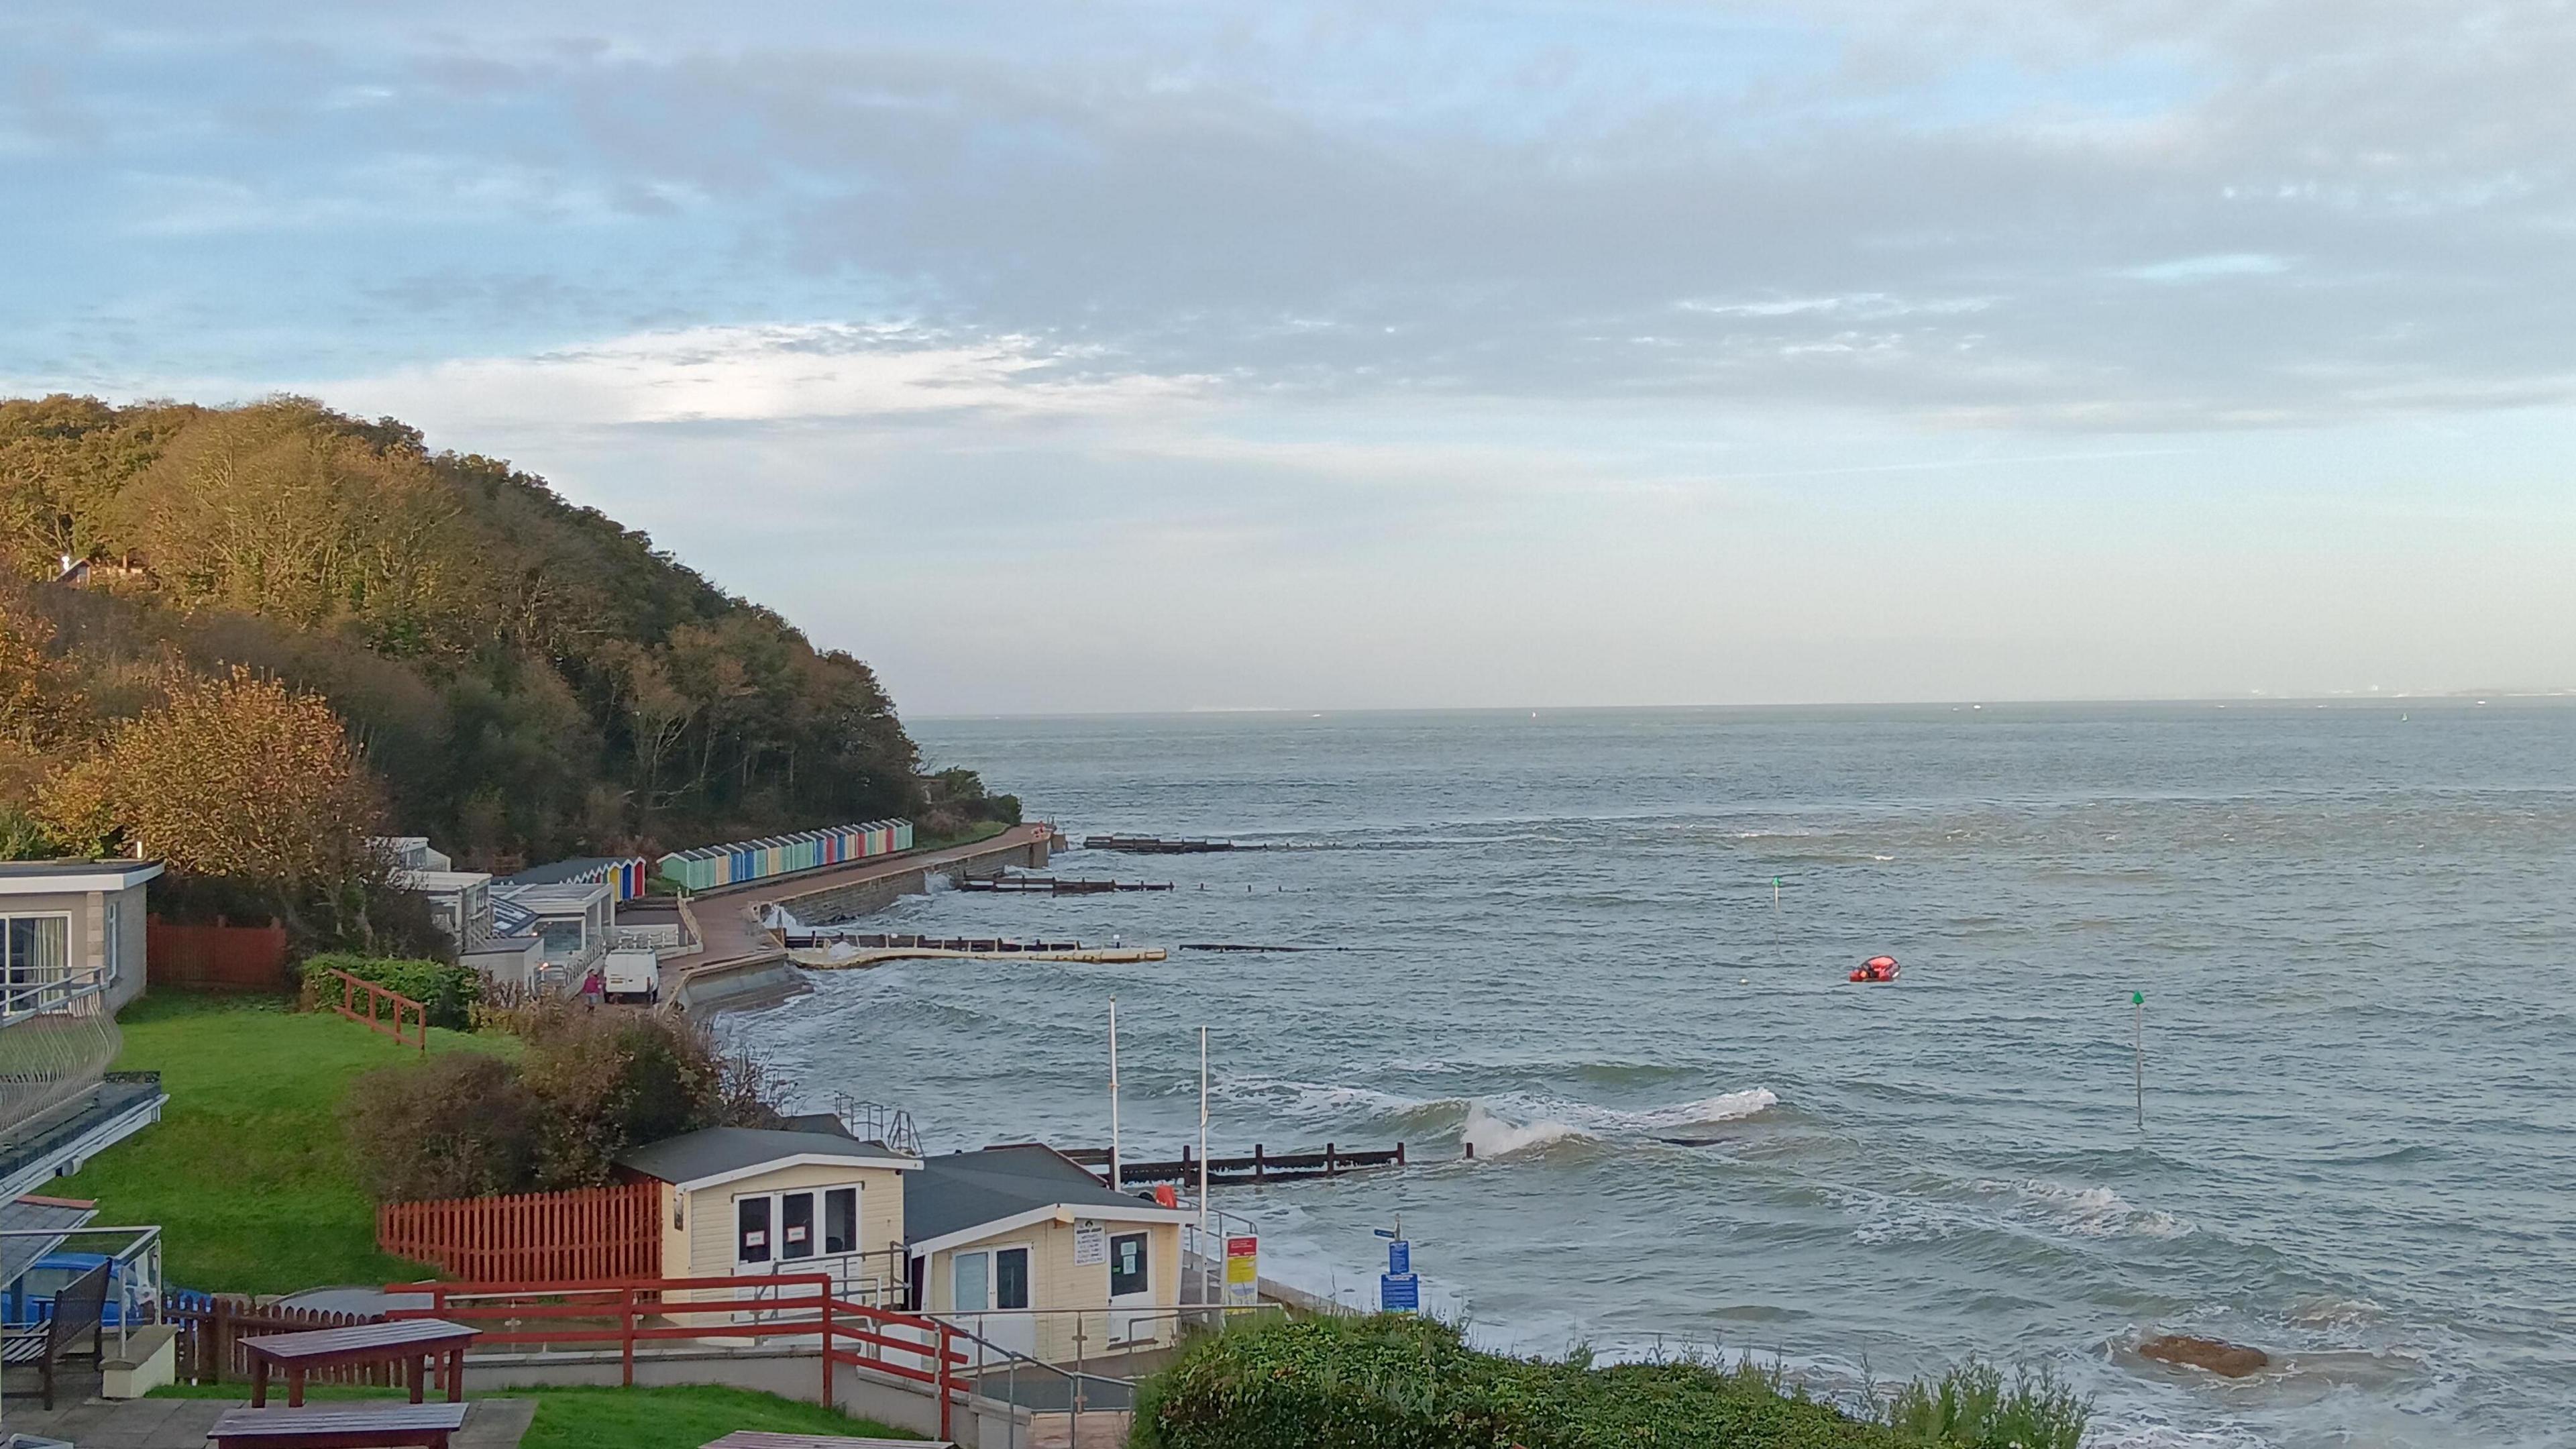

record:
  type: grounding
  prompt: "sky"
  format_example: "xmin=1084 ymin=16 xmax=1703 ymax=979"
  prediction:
xmin=5 ymin=1 xmax=2573 ymax=714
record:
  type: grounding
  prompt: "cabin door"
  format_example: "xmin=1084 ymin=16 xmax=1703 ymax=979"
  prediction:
xmin=1107 ymin=1230 xmax=1156 ymax=1344
xmin=951 ymin=1246 xmax=1036 ymax=1362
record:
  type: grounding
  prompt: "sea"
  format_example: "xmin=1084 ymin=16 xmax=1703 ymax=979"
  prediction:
xmin=721 ymin=702 xmax=2576 ymax=1448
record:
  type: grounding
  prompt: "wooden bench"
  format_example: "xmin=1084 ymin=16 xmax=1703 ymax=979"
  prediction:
xmin=207 ymin=1401 xmax=470 ymax=1448
xmin=0 ymin=1259 xmax=109 ymax=1408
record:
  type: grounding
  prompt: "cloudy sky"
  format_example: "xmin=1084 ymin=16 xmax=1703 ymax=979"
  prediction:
xmin=6 ymin=2 xmax=2573 ymax=713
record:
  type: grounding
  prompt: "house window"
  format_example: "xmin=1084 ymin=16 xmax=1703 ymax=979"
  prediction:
xmin=823 ymin=1188 xmax=857 ymax=1254
xmin=1 ymin=914 xmax=70 ymax=1014
xmin=737 ymin=1196 xmax=772 ymax=1264
xmin=1108 ymin=1232 xmax=1148 ymax=1298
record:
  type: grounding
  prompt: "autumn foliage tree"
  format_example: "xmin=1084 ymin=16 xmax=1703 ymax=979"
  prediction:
xmin=0 ymin=396 xmax=924 ymax=865
xmin=40 ymin=666 xmax=396 ymax=948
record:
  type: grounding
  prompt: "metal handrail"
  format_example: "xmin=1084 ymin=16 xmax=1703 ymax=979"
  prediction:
xmin=0 ymin=965 xmax=111 ymax=1023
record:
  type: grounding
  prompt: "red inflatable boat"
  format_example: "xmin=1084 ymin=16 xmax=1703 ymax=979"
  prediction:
xmin=1849 ymin=955 xmax=1900 ymax=983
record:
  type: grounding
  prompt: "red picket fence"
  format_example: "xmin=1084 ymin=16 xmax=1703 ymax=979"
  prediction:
xmin=378 ymin=1180 xmax=661 ymax=1282
xmin=325 ymin=967 xmax=427 ymax=1051
xmin=148 ymin=916 xmax=289 ymax=992
xmin=168 ymin=1297 xmax=390 ymax=1385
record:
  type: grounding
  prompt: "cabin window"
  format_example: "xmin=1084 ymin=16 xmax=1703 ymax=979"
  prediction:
xmin=996 ymin=1245 xmax=1031 ymax=1310
xmin=1108 ymin=1231 xmax=1148 ymax=1298
xmin=736 ymin=1196 xmax=771 ymax=1264
xmin=824 ymin=1188 xmax=858 ymax=1254
xmin=781 ymin=1191 xmax=816 ymax=1259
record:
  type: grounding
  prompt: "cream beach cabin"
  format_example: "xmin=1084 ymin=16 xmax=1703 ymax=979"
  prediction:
xmin=904 ymin=1144 xmax=1197 ymax=1366
xmin=616 ymin=1121 xmax=921 ymax=1305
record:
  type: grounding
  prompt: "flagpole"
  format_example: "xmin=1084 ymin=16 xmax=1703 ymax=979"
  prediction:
xmin=1108 ymin=998 xmax=1122 ymax=1191
xmin=1197 ymin=1026 xmax=1211 ymax=1226
xmin=1199 ymin=1025 xmax=1214 ymax=1307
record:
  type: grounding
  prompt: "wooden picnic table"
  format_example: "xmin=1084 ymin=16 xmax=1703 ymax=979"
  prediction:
xmin=239 ymin=1318 xmax=480 ymax=1408
xmin=209 ymin=1401 xmax=470 ymax=1448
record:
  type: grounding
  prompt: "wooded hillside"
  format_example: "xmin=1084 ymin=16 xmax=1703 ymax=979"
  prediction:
xmin=0 ymin=394 xmax=924 ymax=868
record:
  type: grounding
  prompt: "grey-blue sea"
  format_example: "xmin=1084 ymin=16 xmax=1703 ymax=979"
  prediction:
xmin=725 ymin=702 xmax=2576 ymax=1448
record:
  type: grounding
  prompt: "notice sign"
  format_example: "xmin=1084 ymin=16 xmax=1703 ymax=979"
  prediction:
xmin=1223 ymin=1235 xmax=1259 ymax=1307
xmin=1380 ymin=1271 xmax=1419 ymax=1314
xmin=1073 ymin=1219 xmax=1107 ymax=1266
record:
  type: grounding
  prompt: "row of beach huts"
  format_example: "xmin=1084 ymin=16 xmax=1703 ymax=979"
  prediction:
xmin=653 ymin=819 xmax=914 ymax=892
xmin=382 ymin=819 xmax=918 ymax=1000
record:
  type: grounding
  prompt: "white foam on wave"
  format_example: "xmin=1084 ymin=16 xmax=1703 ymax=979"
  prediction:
xmin=1976 ymin=1178 xmax=2193 ymax=1240
xmin=1457 ymin=1089 xmax=1779 ymax=1159
xmin=1574 ymin=1087 xmax=1780 ymax=1131
xmin=1223 ymin=1075 xmax=1436 ymax=1120
xmin=1834 ymin=1178 xmax=2191 ymax=1246
xmin=1461 ymin=1102 xmax=1587 ymax=1157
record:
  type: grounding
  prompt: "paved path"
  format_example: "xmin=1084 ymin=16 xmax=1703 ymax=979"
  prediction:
xmin=687 ymin=826 xmax=1053 ymax=968
xmin=8 ymin=1393 xmax=534 ymax=1447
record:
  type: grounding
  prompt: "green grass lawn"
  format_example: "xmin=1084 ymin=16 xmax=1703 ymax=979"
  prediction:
xmin=150 ymin=1383 xmax=919 ymax=1446
xmin=56 ymin=991 xmax=511 ymax=1293
xmin=910 ymin=818 xmax=1011 ymax=852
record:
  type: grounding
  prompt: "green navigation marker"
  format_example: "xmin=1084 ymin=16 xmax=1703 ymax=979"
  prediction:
xmin=2133 ymin=991 xmax=2145 ymax=1005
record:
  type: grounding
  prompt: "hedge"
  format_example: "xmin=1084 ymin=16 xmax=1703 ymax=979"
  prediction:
xmin=300 ymin=953 xmax=482 ymax=1030
xmin=1132 ymin=1316 xmax=1904 ymax=1449
xmin=1132 ymin=1317 xmax=2085 ymax=1449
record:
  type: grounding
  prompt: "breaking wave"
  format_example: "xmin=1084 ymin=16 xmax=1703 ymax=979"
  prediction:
xmin=1462 ymin=1103 xmax=1587 ymax=1157
xmin=1223 ymin=1076 xmax=1778 ymax=1159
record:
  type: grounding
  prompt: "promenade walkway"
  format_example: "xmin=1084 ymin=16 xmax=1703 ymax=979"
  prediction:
xmin=686 ymin=825 xmax=1053 ymax=969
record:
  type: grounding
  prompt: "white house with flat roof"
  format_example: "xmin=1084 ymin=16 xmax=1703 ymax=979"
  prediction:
xmin=0 ymin=861 xmax=169 ymax=1202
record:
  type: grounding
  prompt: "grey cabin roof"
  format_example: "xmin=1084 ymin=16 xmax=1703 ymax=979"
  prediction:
xmin=904 ymin=1144 xmax=1166 ymax=1246
xmin=615 ymin=1125 xmax=915 ymax=1187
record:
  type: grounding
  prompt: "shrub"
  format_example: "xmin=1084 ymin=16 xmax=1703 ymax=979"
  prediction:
xmin=1132 ymin=1315 xmax=1915 ymax=1449
xmin=1886 ymin=1360 xmax=2087 ymax=1449
xmin=302 ymin=952 xmax=482 ymax=1030
xmin=345 ymin=1053 xmax=537 ymax=1202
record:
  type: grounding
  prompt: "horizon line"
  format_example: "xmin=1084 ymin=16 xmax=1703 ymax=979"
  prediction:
xmin=908 ymin=690 xmax=2576 ymax=722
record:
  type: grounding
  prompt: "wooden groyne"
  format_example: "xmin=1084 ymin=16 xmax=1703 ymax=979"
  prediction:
xmin=1081 ymin=835 xmax=1248 ymax=855
xmin=959 ymin=875 xmax=1174 ymax=894
xmin=1059 ymin=1142 xmax=1406 ymax=1185
xmin=785 ymin=930 xmax=1096 ymax=952
xmin=794 ymin=945 xmax=1167 ymax=969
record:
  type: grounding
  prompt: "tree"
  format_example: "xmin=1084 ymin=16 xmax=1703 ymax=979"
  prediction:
xmin=40 ymin=665 xmax=394 ymax=947
xmin=1 ymin=396 xmax=931 ymax=861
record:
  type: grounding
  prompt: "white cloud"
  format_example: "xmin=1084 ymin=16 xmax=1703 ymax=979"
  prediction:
xmin=2117 ymin=253 xmax=2292 ymax=282
xmin=311 ymin=323 xmax=1220 ymax=431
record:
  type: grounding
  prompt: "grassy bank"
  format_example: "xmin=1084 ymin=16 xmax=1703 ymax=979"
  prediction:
xmin=1134 ymin=1315 xmax=2084 ymax=1449
xmin=911 ymin=818 xmax=1012 ymax=852
xmin=56 ymin=992 xmax=509 ymax=1292
xmin=151 ymin=1383 xmax=916 ymax=1447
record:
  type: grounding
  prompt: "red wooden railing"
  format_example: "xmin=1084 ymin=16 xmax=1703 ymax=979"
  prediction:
xmin=386 ymin=1274 xmax=971 ymax=1438
xmin=168 ymin=1298 xmax=391 ymax=1385
xmin=377 ymin=1181 xmax=660 ymax=1281
xmin=325 ymin=967 xmax=427 ymax=1051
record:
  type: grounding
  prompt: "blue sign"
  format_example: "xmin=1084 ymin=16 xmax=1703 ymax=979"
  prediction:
xmin=1387 ymin=1239 xmax=1410 ymax=1276
xmin=1380 ymin=1271 xmax=1419 ymax=1313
